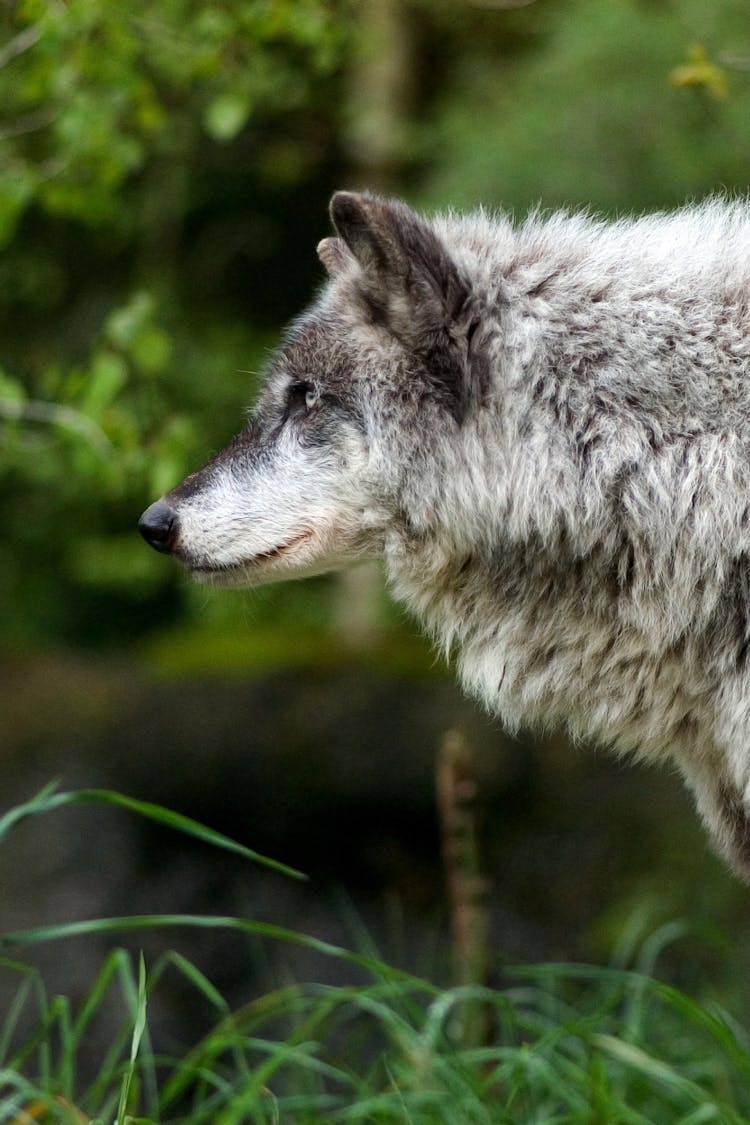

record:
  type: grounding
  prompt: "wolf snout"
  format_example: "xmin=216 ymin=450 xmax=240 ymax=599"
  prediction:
xmin=139 ymin=498 xmax=178 ymax=554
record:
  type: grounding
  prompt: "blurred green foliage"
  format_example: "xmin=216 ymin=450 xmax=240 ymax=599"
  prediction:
xmin=0 ymin=0 xmax=354 ymax=645
xmin=416 ymin=0 xmax=750 ymax=213
xmin=1 ymin=0 xmax=749 ymax=649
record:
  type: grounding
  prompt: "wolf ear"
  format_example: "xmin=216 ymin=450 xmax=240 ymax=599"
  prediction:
xmin=329 ymin=191 xmax=466 ymax=320
xmin=329 ymin=191 xmax=471 ymax=418
xmin=316 ymin=236 xmax=353 ymax=276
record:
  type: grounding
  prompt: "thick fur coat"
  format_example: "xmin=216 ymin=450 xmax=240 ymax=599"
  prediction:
xmin=140 ymin=193 xmax=750 ymax=879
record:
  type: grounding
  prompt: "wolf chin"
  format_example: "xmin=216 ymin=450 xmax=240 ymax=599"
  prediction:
xmin=140 ymin=191 xmax=750 ymax=881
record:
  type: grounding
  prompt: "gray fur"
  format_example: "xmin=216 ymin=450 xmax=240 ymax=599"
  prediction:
xmin=141 ymin=191 xmax=750 ymax=880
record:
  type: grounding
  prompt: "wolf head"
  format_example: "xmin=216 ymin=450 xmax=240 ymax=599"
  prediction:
xmin=139 ymin=192 xmax=480 ymax=586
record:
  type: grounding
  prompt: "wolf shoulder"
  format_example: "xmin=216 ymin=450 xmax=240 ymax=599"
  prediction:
xmin=431 ymin=199 xmax=750 ymax=452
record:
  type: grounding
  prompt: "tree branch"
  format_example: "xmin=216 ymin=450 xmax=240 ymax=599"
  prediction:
xmin=0 ymin=24 xmax=42 ymax=71
xmin=0 ymin=398 xmax=112 ymax=456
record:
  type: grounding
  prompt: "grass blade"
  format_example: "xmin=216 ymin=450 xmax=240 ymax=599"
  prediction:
xmin=0 ymin=784 xmax=307 ymax=882
xmin=0 ymin=914 xmax=435 ymax=993
xmin=116 ymin=954 xmax=147 ymax=1125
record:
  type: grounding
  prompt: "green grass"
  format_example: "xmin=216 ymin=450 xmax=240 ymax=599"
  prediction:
xmin=0 ymin=786 xmax=749 ymax=1124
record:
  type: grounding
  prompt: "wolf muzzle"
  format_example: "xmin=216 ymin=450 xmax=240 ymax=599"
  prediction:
xmin=139 ymin=498 xmax=178 ymax=554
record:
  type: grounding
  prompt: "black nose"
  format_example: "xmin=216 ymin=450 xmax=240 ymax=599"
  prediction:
xmin=139 ymin=499 xmax=177 ymax=554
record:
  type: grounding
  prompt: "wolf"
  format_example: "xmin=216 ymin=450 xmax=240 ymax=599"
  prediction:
xmin=140 ymin=191 xmax=750 ymax=879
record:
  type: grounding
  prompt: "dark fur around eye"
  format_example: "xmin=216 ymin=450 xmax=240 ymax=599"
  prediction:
xmin=283 ymin=379 xmax=354 ymax=431
xmin=285 ymin=380 xmax=319 ymax=417
xmin=287 ymin=379 xmax=314 ymax=403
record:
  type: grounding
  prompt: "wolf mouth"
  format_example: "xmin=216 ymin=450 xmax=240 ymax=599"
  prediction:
xmin=188 ymin=530 xmax=314 ymax=576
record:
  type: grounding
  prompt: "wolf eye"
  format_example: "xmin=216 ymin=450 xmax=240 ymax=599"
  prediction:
xmin=287 ymin=380 xmax=320 ymax=414
xmin=304 ymin=385 xmax=320 ymax=410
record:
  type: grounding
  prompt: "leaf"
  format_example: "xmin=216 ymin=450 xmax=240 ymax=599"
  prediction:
xmin=105 ymin=294 xmax=155 ymax=350
xmin=0 ymin=166 xmax=37 ymax=247
xmin=81 ymin=352 xmax=129 ymax=416
xmin=0 ymin=369 xmax=27 ymax=404
xmin=203 ymin=93 xmax=251 ymax=141
xmin=670 ymin=44 xmax=728 ymax=101
xmin=130 ymin=326 xmax=172 ymax=374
